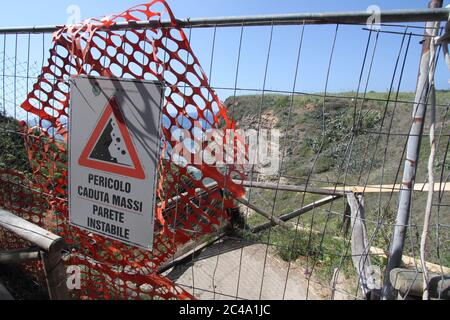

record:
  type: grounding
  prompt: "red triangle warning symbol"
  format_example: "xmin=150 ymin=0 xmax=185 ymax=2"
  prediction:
xmin=78 ymin=96 xmax=145 ymax=179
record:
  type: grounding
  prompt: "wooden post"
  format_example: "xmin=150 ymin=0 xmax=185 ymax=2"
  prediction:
xmin=234 ymin=196 xmax=291 ymax=230
xmin=237 ymin=180 xmax=347 ymax=196
xmin=347 ymin=193 xmax=381 ymax=299
xmin=252 ymin=195 xmax=341 ymax=233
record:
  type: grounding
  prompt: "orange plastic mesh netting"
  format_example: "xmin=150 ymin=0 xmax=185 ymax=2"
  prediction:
xmin=0 ymin=0 xmax=247 ymax=300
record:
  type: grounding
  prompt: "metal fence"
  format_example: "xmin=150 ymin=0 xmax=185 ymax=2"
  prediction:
xmin=0 ymin=1 xmax=449 ymax=300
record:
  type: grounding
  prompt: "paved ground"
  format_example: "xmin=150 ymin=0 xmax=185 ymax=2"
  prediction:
xmin=165 ymin=238 xmax=320 ymax=300
xmin=0 ymin=281 xmax=13 ymax=300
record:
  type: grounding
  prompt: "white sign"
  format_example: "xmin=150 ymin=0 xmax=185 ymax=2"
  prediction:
xmin=69 ymin=76 xmax=163 ymax=251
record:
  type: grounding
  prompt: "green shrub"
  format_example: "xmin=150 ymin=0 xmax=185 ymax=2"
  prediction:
xmin=0 ymin=113 xmax=31 ymax=173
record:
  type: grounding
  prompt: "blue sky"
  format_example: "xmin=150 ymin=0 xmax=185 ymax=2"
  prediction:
xmin=0 ymin=0 xmax=449 ymax=112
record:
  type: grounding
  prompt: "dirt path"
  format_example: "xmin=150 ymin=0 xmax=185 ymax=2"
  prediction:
xmin=165 ymin=239 xmax=321 ymax=300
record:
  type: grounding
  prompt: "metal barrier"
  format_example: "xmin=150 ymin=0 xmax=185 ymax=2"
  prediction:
xmin=0 ymin=0 xmax=449 ymax=300
xmin=0 ymin=209 xmax=69 ymax=300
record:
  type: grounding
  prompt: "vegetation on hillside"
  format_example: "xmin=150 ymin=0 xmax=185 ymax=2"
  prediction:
xmin=0 ymin=112 xmax=30 ymax=173
xmin=225 ymin=91 xmax=450 ymax=283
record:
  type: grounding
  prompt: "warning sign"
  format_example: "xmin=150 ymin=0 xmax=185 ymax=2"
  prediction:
xmin=78 ymin=96 xmax=145 ymax=179
xmin=69 ymin=76 xmax=163 ymax=250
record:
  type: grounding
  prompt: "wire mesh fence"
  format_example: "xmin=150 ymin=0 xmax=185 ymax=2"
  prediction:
xmin=0 ymin=1 xmax=449 ymax=300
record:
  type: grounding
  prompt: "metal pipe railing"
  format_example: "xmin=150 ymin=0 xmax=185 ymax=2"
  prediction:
xmin=0 ymin=8 xmax=449 ymax=34
xmin=0 ymin=209 xmax=69 ymax=300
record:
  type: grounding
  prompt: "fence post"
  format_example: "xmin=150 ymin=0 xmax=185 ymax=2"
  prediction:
xmin=41 ymin=239 xmax=70 ymax=300
xmin=381 ymin=0 xmax=443 ymax=300
xmin=347 ymin=193 xmax=381 ymax=299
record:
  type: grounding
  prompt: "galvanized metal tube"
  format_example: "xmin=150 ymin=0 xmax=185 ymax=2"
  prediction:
xmin=381 ymin=0 xmax=443 ymax=300
xmin=0 ymin=8 xmax=449 ymax=34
